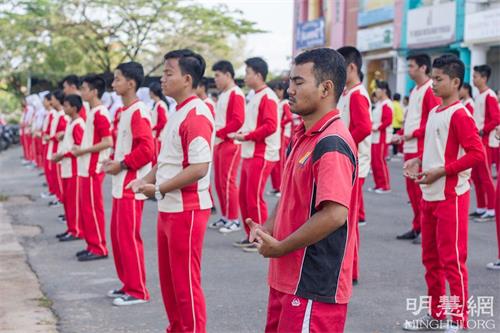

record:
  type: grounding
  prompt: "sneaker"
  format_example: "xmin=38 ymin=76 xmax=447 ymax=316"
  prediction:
xmin=49 ymin=200 xmax=61 ymax=207
xmin=112 ymin=294 xmax=148 ymax=306
xmin=77 ymin=252 xmax=108 ymax=262
xmin=397 ymin=229 xmax=419 ymax=240
xmin=56 ymin=231 xmax=69 ymax=239
xmin=232 ymin=238 xmax=253 ymax=248
xmin=40 ymin=192 xmax=53 ymax=199
xmin=242 ymin=244 xmax=259 ymax=253
xmin=367 ymin=187 xmax=377 ymax=192
xmin=469 ymin=211 xmax=484 ymax=218
xmin=76 ymin=249 xmax=89 ymax=257
xmin=445 ymin=322 xmax=461 ymax=333
xmin=219 ymin=221 xmax=241 ymax=234
xmin=486 ymin=259 xmax=500 ymax=270
xmin=402 ymin=313 xmax=448 ymax=331
xmin=374 ymin=188 xmax=391 ymax=194
xmin=59 ymin=234 xmax=80 ymax=242
xmin=474 ymin=212 xmax=495 ymax=223
xmin=208 ymin=218 xmax=227 ymax=229
xmin=358 ymin=220 xmax=367 ymax=227
xmin=107 ymin=289 xmax=126 ymax=298
xmin=412 ymin=234 xmax=422 ymax=244
xmin=266 ymin=189 xmax=281 ymax=197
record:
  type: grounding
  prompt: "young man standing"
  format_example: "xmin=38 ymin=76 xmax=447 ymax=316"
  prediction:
xmin=402 ymin=55 xmax=483 ymax=333
xmin=248 ymin=47 xmax=358 ymax=333
xmin=103 ymin=62 xmax=154 ymax=306
xmin=209 ymin=60 xmax=245 ymax=233
xmin=52 ymin=95 xmax=85 ymax=241
xmin=229 ymin=57 xmax=280 ymax=251
xmin=470 ymin=65 xmax=499 ymax=222
xmin=62 ymin=74 xmax=87 ymax=120
xmin=128 ymin=49 xmax=214 ymax=332
xmin=395 ymin=54 xmax=440 ymax=243
xmin=370 ymin=80 xmax=393 ymax=193
xmin=337 ymin=46 xmax=371 ymax=283
xmin=196 ymin=77 xmax=216 ymax=117
xmin=48 ymin=90 xmax=68 ymax=207
xmin=73 ymin=75 xmax=112 ymax=262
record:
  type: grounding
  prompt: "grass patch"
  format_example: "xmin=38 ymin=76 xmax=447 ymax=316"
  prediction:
xmin=0 ymin=194 xmax=9 ymax=202
xmin=35 ymin=296 xmax=53 ymax=309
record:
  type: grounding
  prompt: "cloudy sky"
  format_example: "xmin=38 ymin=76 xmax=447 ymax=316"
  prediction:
xmin=196 ymin=0 xmax=294 ymax=72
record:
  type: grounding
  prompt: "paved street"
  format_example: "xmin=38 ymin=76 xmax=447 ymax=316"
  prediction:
xmin=1 ymin=146 xmax=499 ymax=333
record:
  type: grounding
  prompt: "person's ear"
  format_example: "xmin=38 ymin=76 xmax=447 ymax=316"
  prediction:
xmin=321 ymin=81 xmax=333 ymax=98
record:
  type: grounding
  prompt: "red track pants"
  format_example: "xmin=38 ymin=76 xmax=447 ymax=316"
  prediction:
xmin=265 ymin=288 xmax=348 ymax=333
xmin=110 ymin=198 xmax=149 ymax=300
xmin=270 ymin=137 xmax=290 ymax=192
xmin=470 ymin=159 xmax=496 ymax=210
xmin=213 ymin=141 xmax=241 ymax=220
xmin=239 ymin=157 xmax=276 ymax=235
xmin=405 ymin=153 xmax=423 ymax=233
xmin=421 ymin=192 xmax=469 ymax=327
xmin=62 ymin=177 xmax=84 ymax=238
xmin=51 ymin=162 xmax=64 ymax=202
xmin=79 ymin=174 xmax=108 ymax=256
xmin=496 ymin=156 xmax=500 ymax=259
xmin=371 ymin=142 xmax=390 ymax=190
xmin=157 ymin=209 xmax=210 ymax=333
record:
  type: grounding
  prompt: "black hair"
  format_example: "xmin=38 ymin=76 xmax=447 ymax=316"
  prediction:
xmin=164 ymin=49 xmax=206 ymax=88
xmin=393 ymin=93 xmax=401 ymax=101
xmin=212 ymin=60 xmax=235 ymax=79
xmin=473 ymin=64 xmax=491 ymax=81
xmin=407 ymin=53 xmax=432 ymax=75
xmin=44 ymin=92 xmax=53 ymax=101
xmin=462 ymin=82 xmax=473 ymax=98
xmin=62 ymin=75 xmax=80 ymax=88
xmin=149 ymin=82 xmax=169 ymax=107
xmin=210 ymin=92 xmax=219 ymax=99
xmin=63 ymin=94 xmax=83 ymax=111
xmin=337 ymin=46 xmax=363 ymax=80
xmin=294 ymin=48 xmax=346 ymax=102
xmin=403 ymin=95 xmax=409 ymax=102
xmin=198 ymin=77 xmax=210 ymax=91
xmin=244 ymin=57 xmax=269 ymax=81
xmin=432 ymin=54 xmax=465 ymax=89
xmin=52 ymin=89 xmax=64 ymax=104
xmin=116 ymin=62 xmax=144 ymax=92
xmin=82 ymin=74 xmax=106 ymax=98
xmin=269 ymin=80 xmax=289 ymax=100
xmin=376 ymin=80 xmax=391 ymax=98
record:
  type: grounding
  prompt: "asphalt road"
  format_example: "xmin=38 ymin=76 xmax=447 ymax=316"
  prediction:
xmin=1 ymin=146 xmax=498 ymax=333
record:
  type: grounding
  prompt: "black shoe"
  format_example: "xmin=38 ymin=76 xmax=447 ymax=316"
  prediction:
xmin=58 ymin=214 xmax=65 ymax=218
xmin=76 ymin=249 xmax=89 ymax=257
xmin=56 ymin=231 xmax=69 ymax=239
xmin=59 ymin=234 xmax=80 ymax=242
xmin=77 ymin=252 xmax=108 ymax=262
xmin=396 ymin=229 xmax=419 ymax=240
xmin=469 ymin=211 xmax=483 ymax=218
xmin=352 ymin=279 xmax=359 ymax=286
xmin=211 ymin=206 xmax=217 ymax=214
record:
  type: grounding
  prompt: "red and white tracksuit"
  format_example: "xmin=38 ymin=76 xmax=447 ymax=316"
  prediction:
xmin=213 ymin=86 xmax=245 ymax=220
xmin=338 ymin=83 xmax=372 ymax=281
xmin=371 ymin=99 xmax=393 ymax=191
xmin=77 ymin=105 xmax=111 ymax=256
xmin=59 ymin=117 xmax=85 ymax=237
xmin=23 ymin=105 xmax=35 ymax=162
xmin=151 ymin=100 xmax=168 ymax=165
xmin=403 ymin=79 xmax=440 ymax=233
xmin=471 ymin=88 xmax=499 ymax=211
xmin=203 ymin=97 xmax=216 ymax=118
xmin=156 ymin=96 xmax=214 ymax=333
xmin=48 ymin=109 xmax=68 ymax=202
xmin=496 ymin=150 xmax=500 ymax=260
xmin=240 ymin=87 xmax=280 ymax=235
xmin=419 ymin=101 xmax=484 ymax=327
xmin=111 ymin=100 xmax=154 ymax=300
xmin=270 ymin=99 xmax=293 ymax=192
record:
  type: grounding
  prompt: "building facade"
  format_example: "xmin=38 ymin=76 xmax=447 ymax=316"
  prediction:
xmin=292 ymin=0 xmax=500 ymax=96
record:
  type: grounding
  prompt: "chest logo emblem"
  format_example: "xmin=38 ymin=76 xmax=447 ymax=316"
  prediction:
xmin=298 ymin=151 xmax=312 ymax=166
xmin=291 ymin=298 xmax=301 ymax=307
